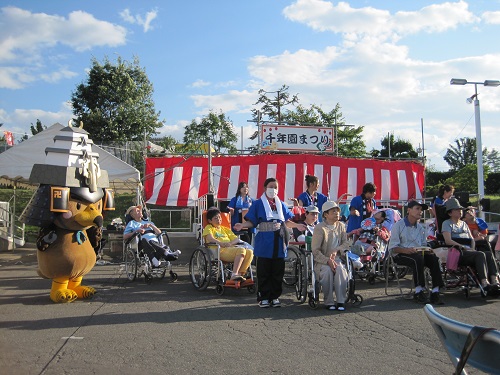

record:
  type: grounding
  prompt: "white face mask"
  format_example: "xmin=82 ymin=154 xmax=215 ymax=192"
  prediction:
xmin=266 ymin=188 xmax=278 ymax=199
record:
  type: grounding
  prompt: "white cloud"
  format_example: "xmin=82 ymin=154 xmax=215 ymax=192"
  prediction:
xmin=119 ymin=8 xmax=158 ymax=32
xmin=191 ymin=90 xmax=256 ymax=115
xmin=0 ymin=6 xmax=127 ymax=89
xmin=283 ymin=0 xmax=478 ymax=42
xmin=0 ymin=102 xmax=73 ymax=138
xmin=482 ymin=10 xmax=500 ymax=24
xmin=190 ymin=79 xmax=211 ymax=88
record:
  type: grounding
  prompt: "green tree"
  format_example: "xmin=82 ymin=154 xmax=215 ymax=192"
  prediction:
xmin=71 ymin=56 xmax=164 ymax=144
xmin=370 ymin=133 xmax=418 ymax=159
xmin=252 ymin=84 xmax=299 ymax=124
xmin=283 ymin=104 xmax=366 ymax=157
xmin=443 ymin=137 xmax=476 ymax=171
xmin=183 ymin=111 xmax=238 ymax=154
xmin=30 ymin=119 xmax=46 ymax=135
xmin=483 ymin=148 xmax=500 ymax=173
xmin=445 ymin=164 xmax=488 ymax=193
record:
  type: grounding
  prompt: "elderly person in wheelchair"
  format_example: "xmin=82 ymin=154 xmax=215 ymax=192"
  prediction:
xmin=388 ymin=200 xmax=445 ymax=304
xmin=311 ymin=200 xmax=350 ymax=311
xmin=123 ymin=205 xmax=180 ymax=268
xmin=441 ymin=198 xmax=500 ymax=294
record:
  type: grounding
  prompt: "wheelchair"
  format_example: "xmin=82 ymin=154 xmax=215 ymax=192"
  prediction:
xmin=283 ymin=242 xmax=310 ymax=304
xmin=123 ymin=231 xmax=178 ymax=285
xmin=430 ymin=241 xmax=489 ymax=299
xmin=307 ymin=247 xmax=363 ymax=309
xmin=189 ymin=211 xmax=256 ymax=295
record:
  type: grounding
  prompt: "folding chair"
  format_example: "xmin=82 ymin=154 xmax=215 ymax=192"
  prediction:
xmin=424 ymin=304 xmax=500 ymax=374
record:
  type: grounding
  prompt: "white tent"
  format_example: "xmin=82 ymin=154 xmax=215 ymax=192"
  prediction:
xmin=0 ymin=123 xmax=141 ymax=192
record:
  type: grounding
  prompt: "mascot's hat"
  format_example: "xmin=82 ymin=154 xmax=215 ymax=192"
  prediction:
xmin=20 ymin=120 xmax=114 ymax=227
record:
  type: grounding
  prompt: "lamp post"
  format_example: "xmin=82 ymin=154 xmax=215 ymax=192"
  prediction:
xmin=450 ymin=78 xmax=500 ymax=216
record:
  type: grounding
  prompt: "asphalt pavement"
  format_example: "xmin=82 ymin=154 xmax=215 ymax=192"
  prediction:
xmin=1 ymin=243 xmax=499 ymax=375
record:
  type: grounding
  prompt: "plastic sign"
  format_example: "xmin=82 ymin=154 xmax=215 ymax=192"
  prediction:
xmin=260 ymin=124 xmax=333 ymax=152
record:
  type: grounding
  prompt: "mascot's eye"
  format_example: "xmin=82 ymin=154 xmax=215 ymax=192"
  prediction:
xmin=76 ymin=202 xmax=82 ymax=210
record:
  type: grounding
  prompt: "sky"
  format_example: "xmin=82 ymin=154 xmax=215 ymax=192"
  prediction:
xmin=1 ymin=0 xmax=500 ymax=171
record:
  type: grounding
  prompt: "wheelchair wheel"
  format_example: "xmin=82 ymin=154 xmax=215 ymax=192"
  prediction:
xmin=144 ymin=274 xmax=153 ymax=284
xmin=215 ymin=284 xmax=224 ymax=295
xmin=295 ymin=252 xmax=307 ymax=303
xmin=351 ymin=294 xmax=363 ymax=307
xmin=170 ymin=271 xmax=178 ymax=282
xmin=189 ymin=247 xmax=211 ymax=291
xmin=159 ymin=268 xmax=167 ymax=279
xmin=283 ymin=246 xmax=300 ymax=287
xmin=124 ymin=248 xmax=138 ymax=281
xmin=308 ymin=281 xmax=320 ymax=309
xmin=247 ymin=284 xmax=256 ymax=294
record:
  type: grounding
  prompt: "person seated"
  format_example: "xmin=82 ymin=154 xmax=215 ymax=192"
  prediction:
xmin=312 ymin=201 xmax=350 ymax=311
xmin=349 ymin=210 xmax=390 ymax=256
xmin=292 ymin=205 xmax=318 ymax=242
xmin=441 ymin=198 xmax=499 ymax=293
xmin=203 ymin=207 xmax=254 ymax=282
xmin=388 ymin=200 xmax=445 ymax=305
xmin=462 ymin=207 xmax=493 ymax=254
xmin=123 ymin=205 xmax=180 ymax=268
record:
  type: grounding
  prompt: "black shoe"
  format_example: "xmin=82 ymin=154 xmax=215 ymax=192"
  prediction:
xmin=484 ymin=284 xmax=500 ymax=296
xmin=414 ymin=290 xmax=429 ymax=304
xmin=430 ymin=292 xmax=444 ymax=305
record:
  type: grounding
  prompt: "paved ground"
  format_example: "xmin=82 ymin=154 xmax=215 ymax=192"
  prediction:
xmin=1 ymin=244 xmax=499 ymax=375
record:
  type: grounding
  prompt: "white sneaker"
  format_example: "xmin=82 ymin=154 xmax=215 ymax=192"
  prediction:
xmin=271 ymin=299 xmax=281 ymax=307
xmin=151 ymin=257 xmax=160 ymax=267
xmin=259 ymin=300 xmax=270 ymax=308
xmin=164 ymin=249 xmax=181 ymax=257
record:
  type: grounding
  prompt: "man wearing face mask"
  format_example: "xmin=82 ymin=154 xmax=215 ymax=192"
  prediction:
xmin=234 ymin=177 xmax=306 ymax=308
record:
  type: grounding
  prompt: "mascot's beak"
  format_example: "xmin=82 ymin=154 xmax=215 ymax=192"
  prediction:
xmin=93 ymin=215 xmax=103 ymax=227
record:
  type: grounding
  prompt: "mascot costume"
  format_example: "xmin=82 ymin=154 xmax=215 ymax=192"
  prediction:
xmin=21 ymin=121 xmax=114 ymax=303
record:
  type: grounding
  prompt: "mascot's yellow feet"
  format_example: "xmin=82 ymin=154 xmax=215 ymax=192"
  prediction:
xmin=71 ymin=285 xmax=96 ymax=299
xmin=50 ymin=278 xmax=78 ymax=303
xmin=50 ymin=289 xmax=78 ymax=303
xmin=67 ymin=277 xmax=96 ymax=299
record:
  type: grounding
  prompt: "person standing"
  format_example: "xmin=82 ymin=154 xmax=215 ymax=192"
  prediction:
xmin=234 ymin=178 xmax=306 ymax=308
xmin=295 ymin=175 xmax=328 ymax=212
xmin=346 ymin=182 xmax=377 ymax=233
xmin=226 ymin=181 xmax=255 ymax=244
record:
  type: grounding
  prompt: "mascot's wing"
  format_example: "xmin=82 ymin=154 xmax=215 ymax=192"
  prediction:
xmin=86 ymin=226 xmax=103 ymax=249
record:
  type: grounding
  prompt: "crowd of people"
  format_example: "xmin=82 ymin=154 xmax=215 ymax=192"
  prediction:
xmin=122 ymin=177 xmax=500 ymax=310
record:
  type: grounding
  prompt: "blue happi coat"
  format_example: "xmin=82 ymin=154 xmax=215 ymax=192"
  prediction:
xmin=244 ymin=198 xmax=293 ymax=259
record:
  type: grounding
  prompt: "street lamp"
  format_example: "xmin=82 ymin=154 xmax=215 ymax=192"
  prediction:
xmin=450 ymin=78 xmax=500 ymax=215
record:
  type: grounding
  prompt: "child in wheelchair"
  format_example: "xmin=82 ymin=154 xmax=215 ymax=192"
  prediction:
xmin=203 ymin=208 xmax=254 ymax=282
xmin=123 ymin=205 xmax=181 ymax=268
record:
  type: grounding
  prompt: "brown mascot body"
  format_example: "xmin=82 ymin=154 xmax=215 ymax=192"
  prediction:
xmin=21 ymin=121 xmax=114 ymax=303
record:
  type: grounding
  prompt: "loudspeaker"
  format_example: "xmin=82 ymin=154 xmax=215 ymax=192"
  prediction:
xmin=480 ymin=198 xmax=490 ymax=212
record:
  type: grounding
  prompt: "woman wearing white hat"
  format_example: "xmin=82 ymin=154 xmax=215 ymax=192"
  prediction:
xmin=311 ymin=200 xmax=350 ymax=311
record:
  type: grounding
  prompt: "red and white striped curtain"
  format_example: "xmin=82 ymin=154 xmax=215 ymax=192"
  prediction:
xmin=144 ymin=154 xmax=425 ymax=207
